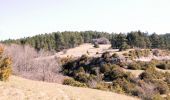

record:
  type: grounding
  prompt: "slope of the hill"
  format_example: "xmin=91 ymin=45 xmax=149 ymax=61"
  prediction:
xmin=55 ymin=43 xmax=131 ymax=58
xmin=0 ymin=76 xmax=139 ymax=100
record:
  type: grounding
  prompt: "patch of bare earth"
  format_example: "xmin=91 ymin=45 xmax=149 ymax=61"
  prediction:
xmin=0 ymin=76 xmax=139 ymax=100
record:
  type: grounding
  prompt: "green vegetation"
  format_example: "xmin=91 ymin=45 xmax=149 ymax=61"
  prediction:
xmin=128 ymin=49 xmax=151 ymax=59
xmin=63 ymin=78 xmax=87 ymax=87
xmin=0 ymin=46 xmax=12 ymax=81
xmin=2 ymin=31 xmax=110 ymax=51
xmin=156 ymin=61 xmax=170 ymax=70
xmin=62 ymin=52 xmax=170 ymax=99
xmin=2 ymin=31 xmax=170 ymax=52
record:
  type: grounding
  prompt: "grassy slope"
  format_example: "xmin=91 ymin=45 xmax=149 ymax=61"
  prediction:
xmin=0 ymin=76 xmax=139 ymax=100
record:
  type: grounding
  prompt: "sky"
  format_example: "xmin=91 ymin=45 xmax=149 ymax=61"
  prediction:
xmin=0 ymin=0 xmax=170 ymax=40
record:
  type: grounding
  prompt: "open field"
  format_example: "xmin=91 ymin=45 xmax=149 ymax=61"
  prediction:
xmin=55 ymin=43 xmax=132 ymax=58
xmin=0 ymin=76 xmax=139 ymax=100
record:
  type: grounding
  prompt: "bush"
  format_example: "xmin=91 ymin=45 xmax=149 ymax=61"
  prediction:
xmin=75 ymin=73 xmax=89 ymax=83
xmin=128 ymin=49 xmax=151 ymax=59
xmin=152 ymin=94 xmax=164 ymax=100
xmin=0 ymin=46 xmax=12 ymax=81
xmin=100 ymin=64 xmax=112 ymax=73
xmin=112 ymin=53 xmax=119 ymax=58
xmin=139 ymin=67 xmax=164 ymax=82
xmin=153 ymin=49 xmax=160 ymax=56
xmin=122 ymin=53 xmax=128 ymax=57
xmin=95 ymin=82 xmax=111 ymax=91
xmin=153 ymin=80 xmax=169 ymax=94
xmin=101 ymin=52 xmax=111 ymax=59
xmin=127 ymin=63 xmax=141 ymax=70
xmin=119 ymin=43 xmax=130 ymax=51
xmin=93 ymin=43 xmax=99 ymax=48
xmin=112 ymin=84 xmax=125 ymax=94
xmin=164 ymin=72 xmax=170 ymax=85
xmin=104 ymin=67 xmax=125 ymax=81
xmin=157 ymin=63 xmax=170 ymax=70
xmin=63 ymin=78 xmax=87 ymax=87
xmin=112 ymin=78 xmax=137 ymax=95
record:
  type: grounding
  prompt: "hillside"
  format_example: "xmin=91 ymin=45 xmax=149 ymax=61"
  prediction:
xmin=0 ymin=76 xmax=138 ymax=100
xmin=2 ymin=43 xmax=170 ymax=99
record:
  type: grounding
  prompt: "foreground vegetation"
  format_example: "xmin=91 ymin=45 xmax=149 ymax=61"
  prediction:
xmin=0 ymin=45 xmax=12 ymax=81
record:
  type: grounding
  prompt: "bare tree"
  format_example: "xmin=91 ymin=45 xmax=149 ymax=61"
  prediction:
xmin=4 ymin=44 xmax=65 ymax=83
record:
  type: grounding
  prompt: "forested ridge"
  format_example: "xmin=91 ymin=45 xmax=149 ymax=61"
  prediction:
xmin=2 ymin=31 xmax=170 ymax=51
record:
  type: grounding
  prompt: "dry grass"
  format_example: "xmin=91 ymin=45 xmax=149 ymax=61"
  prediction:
xmin=0 ymin=76 xmax=139 ymax=100
xmin=123 ymin=69 xmax=144 ymax=77
xmin=55 ymin=43 xmax=132 ymax=58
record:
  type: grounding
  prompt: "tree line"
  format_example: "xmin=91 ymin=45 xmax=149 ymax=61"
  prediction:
xmin=2 ymin=31 xmax=170 ymax=51
xmin=2 ymin=31 xmax=110 ymax=51
xmin=112 ymin=31 xmax=170 ymax=50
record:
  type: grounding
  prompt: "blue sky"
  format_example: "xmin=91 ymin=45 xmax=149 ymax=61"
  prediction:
xmin=0 ymin=0 xmax=170 ymax=40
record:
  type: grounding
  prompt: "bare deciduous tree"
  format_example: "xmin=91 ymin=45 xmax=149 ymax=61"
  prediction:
xmin=4 ymin=44 xmax=65 ymax=83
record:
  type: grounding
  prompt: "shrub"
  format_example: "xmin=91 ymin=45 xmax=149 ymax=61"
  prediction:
xmin=164 ymin=72 xmax=170 ymax=85
xmin=112 ymin=53 xmax=119 ymax=58
xmin=101 ymin=52 xmax=111 ymax=59
xmin=137 ymin=80 xmax=158 ymax=100
xmin=0 ymin=46 xmax=12 ymax=81
xmin=75 ymin=73 xmax=89 ymax=83
xmin=104 ymin=67 xmax=125 ymax=80
xmin=119 ymin=42 xmax=130 ymax=51
xmin=122 ymin=53 xmax=128 ymax=57
xmin=63 ymin=78 xmax=87 ymax=87
xmin=156 ymin=63 xmax=170 ymax=70
xmin=152 ymin=94 xmax=164 ymax=100
xmin=153 ymin=80 xmax=169 ymax=94
xmin=93 ymin=43 xmax=99 ymax=48
xmin=87 ymin=78 xmax=97 ymax=88
xmin=128 ymin=49 xmax=151 ymax=59
xmin=95 ymin=82 xmax=111 ymax=91
xmin=112 ymin=78 xmax=137 ymax=95
xmin=139 ymin=67 xmax=164 ymax=82
xmin=127 ymin=62 xmax=141 ymax=70
xmin=61 ymin=56 xmax=74 ymax=65
xmin=100 ymin=64 xmax=112 ymax=73
xmin=112 ymin=84 xmax=125 ymax=94
xmin=153 ymin=49 xmax=160 ymax=56
xmin=80 ymin=54 xmax=88 ymax=61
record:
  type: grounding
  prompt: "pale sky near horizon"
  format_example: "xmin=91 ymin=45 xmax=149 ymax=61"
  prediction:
xmin=0 ymin=0 xmax=170 ymax=40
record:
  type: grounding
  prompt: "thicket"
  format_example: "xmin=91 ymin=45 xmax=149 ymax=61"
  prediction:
xmin=0 ymin=45 xmax=12 ymax=81
xmin=62 ymin=52 xmax=170 ymax=99
xmin=4 ymin=44 xmax=64 ymax=83
xmin=128 ymin=49 xmax=151 ymax=59
xmin=63 ymin=78 xmax=87 ymax=87
xmin=126 ymin=61 xmax=156 ymax=70
xmin=156 ymin=60 xmax=170 ymax=70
